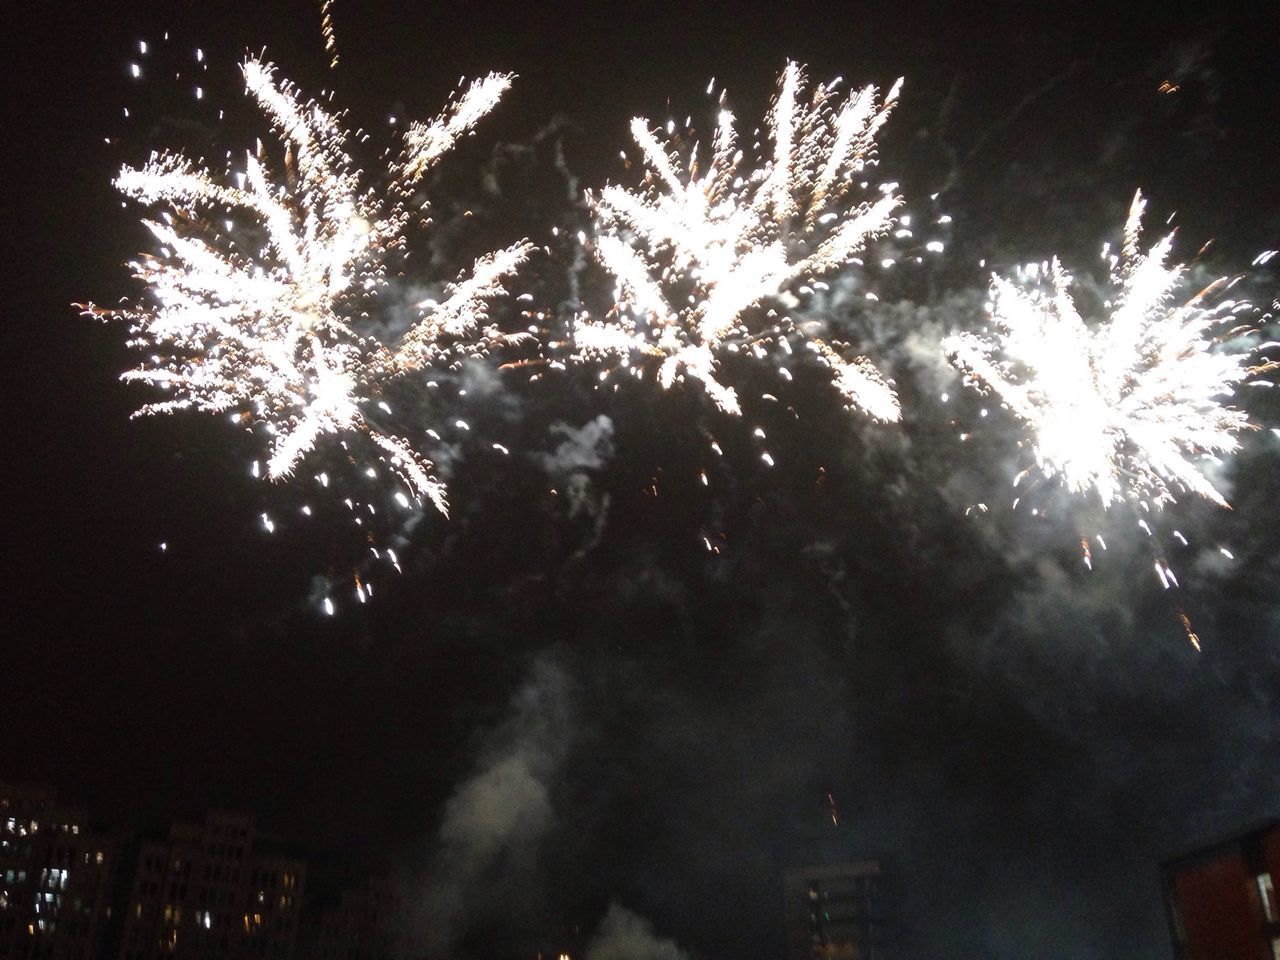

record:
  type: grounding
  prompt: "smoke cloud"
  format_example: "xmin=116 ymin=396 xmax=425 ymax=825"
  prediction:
xmin=406 ymin=652 xmax=575 ymax=954
xmin=586 ymin=904 xmax=692 ymax=960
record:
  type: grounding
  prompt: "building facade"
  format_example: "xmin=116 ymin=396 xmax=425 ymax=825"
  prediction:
xmin=0 ymin=783 xmax=120 ymax=960
xmin=783 ymin=860 xmax=885 ymax=960
xmin=1162 ymin=820 xmax=1280 ymax=960
xmin=312 ymin=879 xmax=404 ymax=960
xmin=117 ymin=811 xmax=304 ymax=960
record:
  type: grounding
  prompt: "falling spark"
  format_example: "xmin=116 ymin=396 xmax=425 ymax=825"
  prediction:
xmin=81 ymin=57 xmax=531 ymax=517
xmin=574 ymin=62 xmax=903 ymax=420
xmin=320 ymin=0 xmax=340 ymax=68
xmin=945 ymin=191 xmax=1255 ymax=510
xmin=1176 ymin=606 xmax=1201 ymax=652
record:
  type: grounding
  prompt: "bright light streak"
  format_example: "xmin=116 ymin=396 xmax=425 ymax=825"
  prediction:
xmin=945 ymin=191 xmax=1255 ymax=509
xmin=83 ymin=57 xmax=531 ymax=518
xmin=574 ymin=62 xmax=903 ymax=420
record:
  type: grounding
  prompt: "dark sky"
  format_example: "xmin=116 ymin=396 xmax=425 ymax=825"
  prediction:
xmin=5 ymin=2 xmax=1280 ymax=958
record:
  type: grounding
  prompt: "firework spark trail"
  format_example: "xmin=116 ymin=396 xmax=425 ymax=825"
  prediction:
xmin=573 ymin=61 xmax=904 ymax=419
xmin=83 ymin=57 xmax=532 ymax=516
xmin=944 ymin=191 xmax=1256 ymax=511
xmin=320 ymin=0 xmax=339 ymax=68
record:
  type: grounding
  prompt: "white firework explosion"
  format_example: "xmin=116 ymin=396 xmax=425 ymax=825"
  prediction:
xmin=945 ymin=191 xmax=1257 ymax=510
xmin=83 ymin=57 xmax=532 ymax=516
xmin=573 ymin=61 xmax=904 ymax=419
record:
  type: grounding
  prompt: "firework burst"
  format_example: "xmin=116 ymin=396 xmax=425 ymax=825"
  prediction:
xmin=573 ymin=61 xmax=903 ymax=419
xmin=945 ymin=191 xmax=1256 ymax=510
xmin=82 ymin=57 xmax=532 ymax=516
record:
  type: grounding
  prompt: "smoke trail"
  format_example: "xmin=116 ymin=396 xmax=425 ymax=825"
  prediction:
xmin=406 ymin=652 xmax=574 ymax=953
xmin=586 ymin=904 xmax=691 ymax=960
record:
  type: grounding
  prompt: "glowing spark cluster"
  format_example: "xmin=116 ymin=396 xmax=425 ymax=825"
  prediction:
xmin=945 ymin=191 xmax=1254 ymax=509
xmin=84 ymin=57 xmax=531 ymax=515
xmin=319 ymin=0 xmax=339 ymax=68
xmin=574 ymin=61 xmax=903 ymax=419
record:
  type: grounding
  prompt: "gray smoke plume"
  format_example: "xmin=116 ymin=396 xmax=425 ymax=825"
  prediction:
xmin=534 ymin=415 xmax=616 ymax=477
xmin=405 ymin=652 xmax=574 ymax=954
xmin=534 ymin=416 xmax=615 ymax=550
xmin=585 ymin=904 xmax=692 ymax=960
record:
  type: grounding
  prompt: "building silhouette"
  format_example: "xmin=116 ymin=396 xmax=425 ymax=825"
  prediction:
xmin=312 ymin=878 xmax=405 ymax=960
xmin=0 ymin=782 xmax=120 ymax=960
xmin=117 ymin=810 xmax=305 ymax=960
xmin=783 ymin=860 xmax=885 ymax=960
xmin=1162 ymin=820 xmax=1280 ymax=960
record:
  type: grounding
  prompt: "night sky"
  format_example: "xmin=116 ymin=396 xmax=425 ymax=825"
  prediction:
xmin=6 ymin=2 xmax=1280 ymax=957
